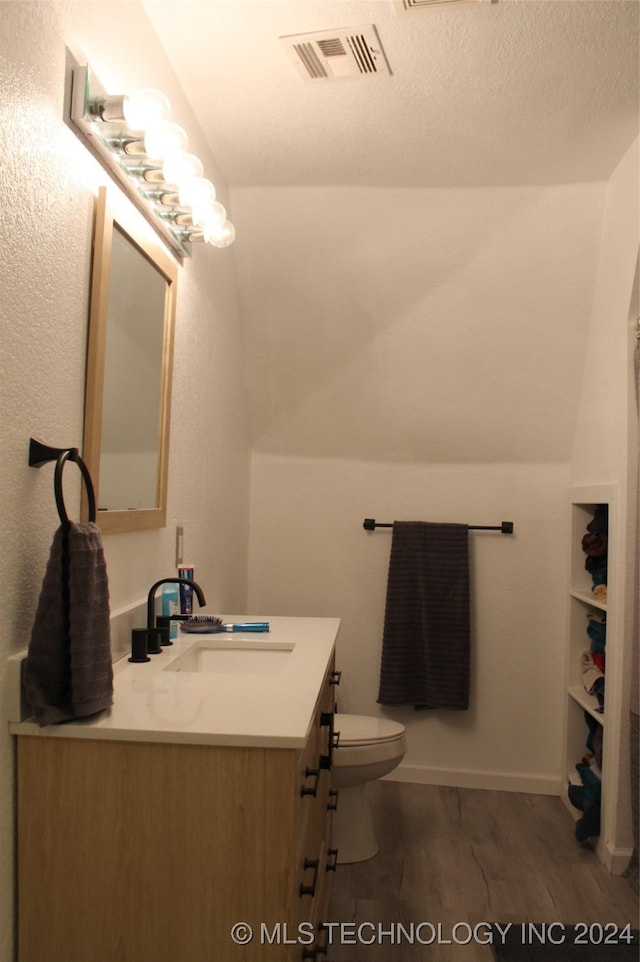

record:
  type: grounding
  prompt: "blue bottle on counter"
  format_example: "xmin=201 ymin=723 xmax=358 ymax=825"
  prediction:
xmin=162 ymin=583 xmax=179 ymax=639
xmin=178 ymin=564 xmax=195 ymax=615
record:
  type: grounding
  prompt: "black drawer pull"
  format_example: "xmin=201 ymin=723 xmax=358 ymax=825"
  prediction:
xmin=300 ymin=767 xmax=320 ymax=797
xmin=329 ymin=670 xmax=342 ymax=686
xmin=299 ymin=858 xmax=319 ymax=897
xmin=327 ymin=789 xmax=339 ymax=812
xmin=319 ymin=711 xmax=340 ymax=770
xmin=326 ymin=848 xmax=339 ymax=872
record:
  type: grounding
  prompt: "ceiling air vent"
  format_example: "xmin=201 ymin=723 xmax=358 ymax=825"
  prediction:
xmin=395 ymin=0 xmax=494 ymax=10
xmin=280 ymin=25 xmax=391 ymax=82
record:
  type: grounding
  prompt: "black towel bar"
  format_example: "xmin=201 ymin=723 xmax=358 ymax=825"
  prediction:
xmin=29 ymin=438 xmax=96 ymax=526
xmin=363 ymin=518 xmax=514 ymax=534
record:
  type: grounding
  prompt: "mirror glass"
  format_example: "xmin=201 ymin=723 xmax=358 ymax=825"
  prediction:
xmin=82 ymin=187 xmax=177 ymax=533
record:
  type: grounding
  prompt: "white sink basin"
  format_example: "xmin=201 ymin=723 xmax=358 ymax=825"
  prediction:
xmin=164 ymin=640 xmax=295 ymax=675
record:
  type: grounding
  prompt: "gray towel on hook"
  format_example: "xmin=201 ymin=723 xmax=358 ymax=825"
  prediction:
xmin=24 ymin=521 xmax=113 ymax=726
xmin=377 ymin=521 xmax=470 ymax=710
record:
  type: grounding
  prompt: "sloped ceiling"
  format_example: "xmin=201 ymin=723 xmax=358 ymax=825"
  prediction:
xmin=143 ymin=0 xmax=639 ymax=463
xmin=143 ymin=0 xmax=638 ymax=189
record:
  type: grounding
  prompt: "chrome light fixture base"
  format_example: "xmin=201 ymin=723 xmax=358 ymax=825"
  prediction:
xmin=69 ymin=64 xmax=233 ymax=258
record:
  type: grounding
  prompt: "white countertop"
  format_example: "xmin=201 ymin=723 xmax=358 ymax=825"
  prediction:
xmin=8 ymin=615 xmax=340 ymax=749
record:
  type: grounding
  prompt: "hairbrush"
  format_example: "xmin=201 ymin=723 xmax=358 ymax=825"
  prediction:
xmin=180 ymin=617 xmax=269 ymax=634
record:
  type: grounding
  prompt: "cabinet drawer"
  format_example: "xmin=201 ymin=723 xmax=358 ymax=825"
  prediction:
xmin=294 ymin=655 xmax=338 ymax=943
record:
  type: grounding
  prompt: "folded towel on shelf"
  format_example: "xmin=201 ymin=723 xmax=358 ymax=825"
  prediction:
xmin=581 ymin=650 xmax=605 ymax=693
xmin=377 ymin=521 xmax=470 ymax=711
xmin=586 ymin=610 xmax=606 ymax=653
xmin=24 ymin=521 xmax=113 ymax=726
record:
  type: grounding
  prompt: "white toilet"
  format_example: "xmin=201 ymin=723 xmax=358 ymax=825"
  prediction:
xmin=331 ymin=714 xmax=407 ymax=863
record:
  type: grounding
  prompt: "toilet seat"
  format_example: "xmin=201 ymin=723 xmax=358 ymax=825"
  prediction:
xmin=335 ymin=713 xmax=405 ymax=747
xmin=331 ymin=713 xmax=407 ymax=862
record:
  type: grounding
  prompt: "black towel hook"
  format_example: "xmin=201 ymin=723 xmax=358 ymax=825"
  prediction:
xmin=29 ymin=438 xmax=97 ymax=526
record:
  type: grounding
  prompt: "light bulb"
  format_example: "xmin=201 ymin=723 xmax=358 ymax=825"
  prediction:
xmin=143 ymin=122 xmax=188 ymax=162
xmin=162 ymin=153 xmax=204 ymax=187
xmin=178 ymin=176 xmax=216 ymax=210
xmin=205 ymin=220 xmax=236 ymax=248
xmin=122 ymin=89 xmax=170 ymax=131
xmin=192 ymin=200 xmax=226 ymax=230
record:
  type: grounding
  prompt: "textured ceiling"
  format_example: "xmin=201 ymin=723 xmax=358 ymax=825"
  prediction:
xmin=143 ymin=0 xmax=639 ymax=188
xmin=142 ymin=0 xmax=639 ymax=465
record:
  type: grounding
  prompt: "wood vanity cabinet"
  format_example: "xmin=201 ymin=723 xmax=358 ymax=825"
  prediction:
xmin=16 ymin=656 xmax=339 ymax=962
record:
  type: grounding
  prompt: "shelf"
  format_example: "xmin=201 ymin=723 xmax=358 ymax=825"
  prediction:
xmin=567 ymin=686 xmax=604 ymax=725
xmin=563 ymin=484 xmax=632 ymax=873
xmin=569 ymin=589 xmax=606 ymax=612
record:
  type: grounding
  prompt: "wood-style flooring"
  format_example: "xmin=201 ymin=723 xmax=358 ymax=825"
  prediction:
xmin=326 ymin=780 xmax=638 ymax=962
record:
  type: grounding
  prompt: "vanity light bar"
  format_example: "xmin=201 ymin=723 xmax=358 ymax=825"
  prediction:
xmin=69 ymin=64 xmax=235 ymax=259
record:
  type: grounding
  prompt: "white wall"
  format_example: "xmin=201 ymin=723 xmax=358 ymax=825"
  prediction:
xmin=236 ymin=177 xmax=610 ymax=796
xmin=232 ymin=183 xmax=605 ymax=466
xmin=249 ymin=455 xmax=569 ymax=792
xmin=0 ymin=4 xmax=251 ymax=960
xmin=571 ymin=141 xmax=639 ymax=486
xmin=244 ymin=161 xmax=637 ymax=801
xmin=237 ymin=178 xmax=609 ymax=796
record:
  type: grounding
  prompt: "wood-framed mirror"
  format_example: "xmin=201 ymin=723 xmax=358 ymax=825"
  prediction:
xmin=82 ymin=186 xmax=177 ymax=533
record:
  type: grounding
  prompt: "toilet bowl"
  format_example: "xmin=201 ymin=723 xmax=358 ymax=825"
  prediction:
xmin=332 ymin=714 xmax=407 ymax=863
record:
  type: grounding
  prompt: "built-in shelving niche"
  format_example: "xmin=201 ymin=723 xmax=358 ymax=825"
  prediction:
xmin=562 ymin=484 xmax=632 ymax=873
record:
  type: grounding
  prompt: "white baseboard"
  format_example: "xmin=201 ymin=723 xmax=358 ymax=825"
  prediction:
xmin=605 ymin=841 xmax=634 ymax=875
xmin=384 ymin=762 xmax=562 ymax=796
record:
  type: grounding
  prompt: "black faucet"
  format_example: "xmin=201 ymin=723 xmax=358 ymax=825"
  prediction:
xmin=146 ymin=577 xmax=207 ymax=652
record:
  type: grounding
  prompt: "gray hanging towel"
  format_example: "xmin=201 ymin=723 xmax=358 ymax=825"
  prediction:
xmin=24 ymin=521 xmax=113 ymax=726
xmin=377 ymin=521 xmax=470 ymax=710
